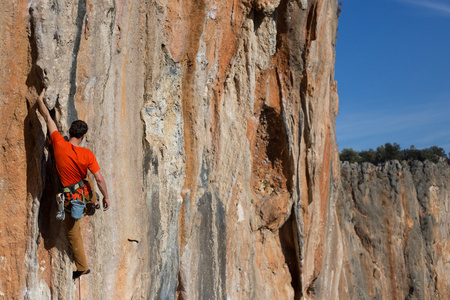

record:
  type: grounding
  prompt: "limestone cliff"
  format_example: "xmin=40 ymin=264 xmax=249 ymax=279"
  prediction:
xmin=0 ymin=0 xmax=340 ymax=299
xmin=339 ymin=160 xmax=450 ymax=299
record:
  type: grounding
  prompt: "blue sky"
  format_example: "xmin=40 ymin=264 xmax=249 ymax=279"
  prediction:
xmin=335 ymin=0 xmax=450 ymax=154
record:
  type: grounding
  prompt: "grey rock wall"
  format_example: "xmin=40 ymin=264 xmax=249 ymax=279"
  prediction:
xmin=339 ymin=160 xmax=450 ymax=299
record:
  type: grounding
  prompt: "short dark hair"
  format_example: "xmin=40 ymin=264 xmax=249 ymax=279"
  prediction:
xmin=69 ymin=120 xmax=88 ymax=139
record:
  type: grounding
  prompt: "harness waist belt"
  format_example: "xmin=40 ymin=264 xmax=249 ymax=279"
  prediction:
xmin=62 ymin=179 xmax=85 ymax=193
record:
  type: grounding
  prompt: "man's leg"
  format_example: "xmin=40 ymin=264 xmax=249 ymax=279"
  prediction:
xmin=64 ymin=214 xmax=89 ymax=272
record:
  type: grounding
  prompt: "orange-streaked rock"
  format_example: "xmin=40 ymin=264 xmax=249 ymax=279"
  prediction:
xmin=0 ymin=0 xmax=346 ymax=299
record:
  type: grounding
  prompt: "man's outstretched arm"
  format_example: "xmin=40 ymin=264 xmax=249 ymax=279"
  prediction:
xmin=36 ymin=88 xmax=58 ymax=135
xmin=93 ymin=170 xmax=110 ymax=211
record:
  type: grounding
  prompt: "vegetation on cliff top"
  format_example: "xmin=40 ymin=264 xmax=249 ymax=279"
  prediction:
xmin=340 ymin=143 xmax=449 ymax=164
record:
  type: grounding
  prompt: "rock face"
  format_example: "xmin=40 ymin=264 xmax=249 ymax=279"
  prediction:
xmin=0 ymin=0 xmax=341 ymax=299
xmin=339 ymin=160 xmax=450 ymax=299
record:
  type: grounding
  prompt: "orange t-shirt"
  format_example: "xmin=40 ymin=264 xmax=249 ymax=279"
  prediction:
xmin=51 ymin=131 xmax=100 ymax=187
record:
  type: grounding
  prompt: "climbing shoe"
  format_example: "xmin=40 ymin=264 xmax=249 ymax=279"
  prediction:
xmin=73 ymin=269 xmax=90 ymax=280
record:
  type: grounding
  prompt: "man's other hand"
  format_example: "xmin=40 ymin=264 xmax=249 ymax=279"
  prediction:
xmin=103 ymin=197 xmax=110 ymax=211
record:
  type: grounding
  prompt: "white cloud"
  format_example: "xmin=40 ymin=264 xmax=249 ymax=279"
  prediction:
xmin=397 ymin=0 xmax=450 ymax=16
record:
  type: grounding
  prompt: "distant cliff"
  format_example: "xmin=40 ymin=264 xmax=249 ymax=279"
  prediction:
xmin=339 ymin=160 xmax=450 ymax=299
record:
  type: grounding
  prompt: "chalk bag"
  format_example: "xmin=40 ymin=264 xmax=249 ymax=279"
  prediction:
xmin=71 ymin=200 xmax=86 ymax=219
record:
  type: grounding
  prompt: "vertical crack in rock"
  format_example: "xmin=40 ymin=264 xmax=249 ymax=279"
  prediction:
xmin=23 ymin=8 xmax=55 ymax=299
xmin=294 ymin=136 xmax=305 ymax=298
xmin=299 ymin=2 xmax=318 ymax=208
xmin=26 ymin=13 xmax=68 ymax=295
xmin=279 ymin=209 xmax=302 ymax=300
xmin=67 ymin=0 xmax=88 ymax=124
xmin=296 ymin=6 xmax=317 ymax=293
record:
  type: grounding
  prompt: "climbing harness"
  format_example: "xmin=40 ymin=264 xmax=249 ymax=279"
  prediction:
xmin=61 ymin=179 xmax=91 ymax=220
xmin=62 ymin=179 xmax=88 ymax=198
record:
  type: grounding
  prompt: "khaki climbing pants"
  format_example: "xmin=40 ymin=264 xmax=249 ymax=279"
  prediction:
xmin=64 ymin=214 xmax=88 ymax=272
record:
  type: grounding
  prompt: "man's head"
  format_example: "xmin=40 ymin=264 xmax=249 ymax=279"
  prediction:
xmin=69 ymin=120 xmax=88 ymax=139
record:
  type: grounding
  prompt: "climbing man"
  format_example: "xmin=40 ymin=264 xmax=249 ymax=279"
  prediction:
xmin=36 ymin=88 xmax=110 ymax=280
